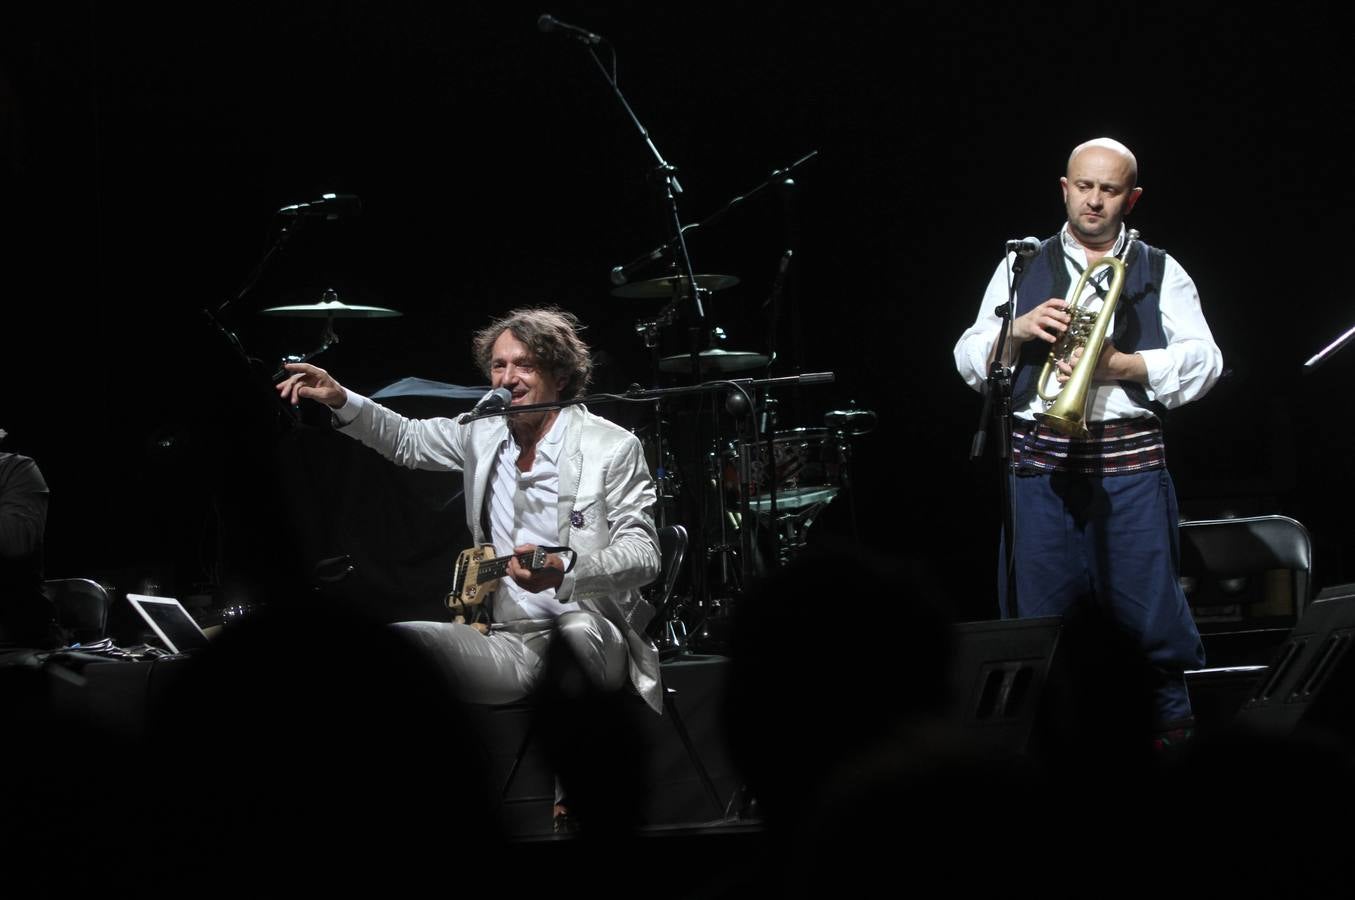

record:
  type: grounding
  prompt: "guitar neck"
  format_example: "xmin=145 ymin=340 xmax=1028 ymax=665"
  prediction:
xmin=476 ymin=550 xmax=542 ymax=584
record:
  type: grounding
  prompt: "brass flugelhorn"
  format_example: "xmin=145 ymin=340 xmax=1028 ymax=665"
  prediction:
xmin=1035 ymin=229 xmax=1140 ymax=438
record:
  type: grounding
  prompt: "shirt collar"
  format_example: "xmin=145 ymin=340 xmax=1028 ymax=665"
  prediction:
xmin=503 ymin=407 xmax=568 ymax=465
xmin=1060 ymin=221 xmax=1126 ymax=258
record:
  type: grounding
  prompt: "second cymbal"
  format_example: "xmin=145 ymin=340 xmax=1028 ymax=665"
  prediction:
xmin=659 ymin=349 xmax=769 ymax=373
xmin=261 ymin=299 xmax=402 ymax=318
xmin=611 ymin=274 xmax=739 ymax=299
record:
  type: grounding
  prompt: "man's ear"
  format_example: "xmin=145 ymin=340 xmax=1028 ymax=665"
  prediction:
xmin=1125 ymin=186 xmax=1143 ymax=215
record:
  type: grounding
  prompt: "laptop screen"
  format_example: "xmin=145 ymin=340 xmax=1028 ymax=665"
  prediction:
xmin=126 ymin=594 xmax=212 ymax=655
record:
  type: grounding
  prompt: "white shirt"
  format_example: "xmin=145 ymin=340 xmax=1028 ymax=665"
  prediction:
xmin=487 ymin=412 xmax=580 ymax=622
xmin=953 ymin=224 xmax=1223 ymax=421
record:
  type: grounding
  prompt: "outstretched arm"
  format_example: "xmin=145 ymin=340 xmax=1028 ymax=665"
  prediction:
xmin=278 ymin=362 xmax=470 ymax=473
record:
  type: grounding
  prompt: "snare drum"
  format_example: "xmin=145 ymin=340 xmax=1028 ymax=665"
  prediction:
xmin=723 ymin=427 xmax=842 ymax=513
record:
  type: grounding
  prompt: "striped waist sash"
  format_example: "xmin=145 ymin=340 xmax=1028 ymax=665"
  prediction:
xmin=1012 ymin=417 xmax=1166 ymax=475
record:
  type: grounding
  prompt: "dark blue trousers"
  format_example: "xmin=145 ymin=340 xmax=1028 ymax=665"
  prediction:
xmin=999 ymin=467 xmax=1205 ymax=725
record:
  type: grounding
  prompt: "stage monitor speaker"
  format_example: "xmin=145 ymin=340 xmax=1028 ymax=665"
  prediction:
xmin=948 ymin=616 xmax=1062 ymax=757
xmin=1234 ymin=587 xmax=1355 ymax=744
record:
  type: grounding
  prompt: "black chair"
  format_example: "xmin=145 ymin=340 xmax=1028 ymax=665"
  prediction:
xmin=1179 ymin=514 xmax=1312 ymax=674
xmin=41 ymin=577 xmax=112 ymax=644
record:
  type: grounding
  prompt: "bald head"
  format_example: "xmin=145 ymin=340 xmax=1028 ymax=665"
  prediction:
xmin=1060 ymin=137 xmax=1143 ymax=252
xmin=1067 ymin=137 xmax=1138 ymax=190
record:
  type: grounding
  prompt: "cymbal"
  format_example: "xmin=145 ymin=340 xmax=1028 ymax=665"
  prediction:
xmin=659 ymin=349 xmax=769 ymax=373
xmin=611 ymin=274 xmax=739 ymax=299
xmin=261 ymin=299 xmax=402 ymax=318
xmin=371 ymin=377 xmax=489 ymax=402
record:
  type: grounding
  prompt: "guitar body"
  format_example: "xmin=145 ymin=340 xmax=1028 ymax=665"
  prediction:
xmin=445 ymin=544 xmax=549 ymax=634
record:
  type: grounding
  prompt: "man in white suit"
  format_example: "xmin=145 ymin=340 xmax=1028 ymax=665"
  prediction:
xmin=277 ymin=307 xmax=662 ymax=715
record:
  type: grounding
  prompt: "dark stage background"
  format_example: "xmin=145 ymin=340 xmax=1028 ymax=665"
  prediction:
xmin=4 ymin=1 xmax=1353 ymax=626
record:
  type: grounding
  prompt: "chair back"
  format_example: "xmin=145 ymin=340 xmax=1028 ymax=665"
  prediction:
xmin=41 ymin=577 xmax=112 ymax=643
xmin=646 ymin=525 xmax=688 ymax=639
xmin=1178 ymin=515 xmax=1312 ymax=620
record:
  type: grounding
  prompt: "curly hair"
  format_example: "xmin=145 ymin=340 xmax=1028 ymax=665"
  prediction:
xmin=471 ymin=306 xmax=593 ymax=400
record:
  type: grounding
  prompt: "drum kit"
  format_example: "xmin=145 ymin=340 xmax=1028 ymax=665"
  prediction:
xmin=609 ymin=270 xmax=877 ymax=653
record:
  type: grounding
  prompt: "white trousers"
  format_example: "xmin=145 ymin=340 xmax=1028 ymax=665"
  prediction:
xmin=390 ymin=610 xmax=628 ymax=705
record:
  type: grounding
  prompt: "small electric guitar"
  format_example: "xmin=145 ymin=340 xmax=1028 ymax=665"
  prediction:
xmin=445 ymin=545 xmax=547 ymax=628
xmin=445 ymin=544 xmax=574 ymax=632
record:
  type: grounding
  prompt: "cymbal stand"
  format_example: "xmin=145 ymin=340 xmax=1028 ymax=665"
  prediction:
xmin=271 ymin=288 xmax=343 ymax=380
xmin=705 ymin=382 xmax=740 ymax=603
xmin=634 ymin=304 xmax=679 ymax=530
xmin=834 ymin=424 xmax=860 ymax=548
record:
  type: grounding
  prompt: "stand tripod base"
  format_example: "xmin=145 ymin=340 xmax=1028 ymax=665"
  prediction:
xmin=686 ymin=606 xmax=737 ymax=655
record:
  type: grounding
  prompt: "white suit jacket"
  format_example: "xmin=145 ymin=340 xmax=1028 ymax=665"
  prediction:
xmin=337 ymin=395 xmax=663 ymax=712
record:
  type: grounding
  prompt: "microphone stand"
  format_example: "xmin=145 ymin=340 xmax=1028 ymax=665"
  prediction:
xmin=567 ymin=32 xmax=717 ymax=612
xmin=970 ymin=250 xmax=1029 ymax=620
xmin=461 ymin=374 xmax=836 ymax=426
xmin=205 ymin=214 xmax=311 ymax=426
xmin=609 ymin=150 xmax=820 ymax=287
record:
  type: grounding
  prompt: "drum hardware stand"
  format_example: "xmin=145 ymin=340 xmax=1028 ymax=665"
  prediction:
xmin=635 ymin=307 xmax=679 ymax=530
xmin=824 ymin=401 xmax=876 ymax=550
xmin=759 ymin=394 xmax=783 ymax=561
xmin=834 ymin=421 xmax=861 ymax=548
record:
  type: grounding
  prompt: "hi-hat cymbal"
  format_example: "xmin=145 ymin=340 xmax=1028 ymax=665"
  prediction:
xmin=659 ymin=348 xmax=769 ymax=373
xmin=261 ymin=299 xmax=402 ymax=318
xmin=611 ymin=274 xmax=739 ymax=299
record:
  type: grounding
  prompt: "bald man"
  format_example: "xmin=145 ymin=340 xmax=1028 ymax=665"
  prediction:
xmin=954 ymin=138 xmax=1223 ymax=743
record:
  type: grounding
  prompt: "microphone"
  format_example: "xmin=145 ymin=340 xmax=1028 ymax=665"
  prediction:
xmin=459 ymin=387 xmax=513 ymax=423
xmin=1005 ymin=236 xmax=1042 ymax=258
xmin=277 ymin=193 xmax=362 ymax=219
xmin=610 ymin=246 xmax=666 ymax=286
xmin=537 ymin=13 xmax=603 ymax=45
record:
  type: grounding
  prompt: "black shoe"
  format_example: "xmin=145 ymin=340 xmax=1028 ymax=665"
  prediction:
xmin=553 ymin=803 xmax=578 ymax=835
xmin=1152 ymin=716 xmax=1196 ymax=752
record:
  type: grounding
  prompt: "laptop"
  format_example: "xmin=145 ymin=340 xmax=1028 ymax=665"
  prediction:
xmin=126 ymin=594 xmax=212 ymax=655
